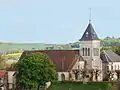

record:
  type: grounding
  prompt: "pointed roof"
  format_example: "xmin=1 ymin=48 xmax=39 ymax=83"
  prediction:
xmin=79 ymin=23 xmax=99 ymax=41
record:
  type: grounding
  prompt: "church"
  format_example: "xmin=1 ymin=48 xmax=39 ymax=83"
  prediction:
xmin=19 ymin=21 xmax=103 ymax=81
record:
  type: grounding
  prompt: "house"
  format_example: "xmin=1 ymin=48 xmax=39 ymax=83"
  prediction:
xmin=100 ymin=50 xmax=120 ymax=80
xmin=5 ymin=65 xmax=15 ymax=90
xmin=0 ymin=71 xmax=6 ymax=90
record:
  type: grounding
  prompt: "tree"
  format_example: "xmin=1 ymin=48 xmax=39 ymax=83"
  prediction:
xmin=115 ymin=70 xmax=120 ymax=80
xmin=112 ymin=46 xmax=120 ymax=55
xmin=100 ymin=47 xmax=112 ymax=52
xmin=0 ymin=53 xmax=8 ymax=69
xmin=72 ymin=69 xmax=79 ymax=80
xmin=16 ymin=52 xmax=57 ymax=90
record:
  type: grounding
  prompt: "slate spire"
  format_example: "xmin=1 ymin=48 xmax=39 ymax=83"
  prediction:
xmin=79 ymin=22 xmax=99 ymax=41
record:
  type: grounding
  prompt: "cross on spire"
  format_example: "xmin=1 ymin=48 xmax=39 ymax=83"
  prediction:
xmin=89 ymin=8 xmax=91 ymax=23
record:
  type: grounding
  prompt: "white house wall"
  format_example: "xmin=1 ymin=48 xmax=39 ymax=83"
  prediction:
xmin=108 ymin=62 xmax=120 ymax=70
xmin=7 ymin=71 xmax=15 ymax=89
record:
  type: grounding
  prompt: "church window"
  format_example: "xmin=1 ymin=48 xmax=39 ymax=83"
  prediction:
xmin=111 ymin=65 xmax=113 ymax=70
xmin=115 ymin=65 xmax=116 ymax=70
xmin=93 ymin=48 xmax=99 ymax=56
xmin=88 ymin=48 xmax=90 ymax=56
xmin=118 ymin=65 xmax=119 ymax=70
xmin=82 ymin=48 xmax=84 ymax=56
xmin=85 ymin=48 xmax=87 ymax=56
xmin=106 ymin=66 xmax=109 ymax=70
xmin=61 ymin=74 xmax=65 ymax=81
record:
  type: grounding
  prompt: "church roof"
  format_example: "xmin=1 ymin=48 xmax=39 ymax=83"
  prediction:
xmin=20 ymin=50 xmax=80 ymax=72
xmin=79 ymin=23 xmax=99 ymax=41
xmin=100 ymin=50 xmax=120 ymax=62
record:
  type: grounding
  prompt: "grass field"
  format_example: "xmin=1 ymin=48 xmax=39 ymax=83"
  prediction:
xmin=7 ymin=53 xmax=22 ymax=60
xmin=0 ymin=43 xmax=71 ymax=51
xmin=7 ymin=53 xmax=22 ymax=56
xmin=47 ymin=81 xmax=112 ymax=90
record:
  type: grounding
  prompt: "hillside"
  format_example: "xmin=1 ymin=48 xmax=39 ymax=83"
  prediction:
xmin=0 ymin=43 xmax=72 ymax=52
xmin=0 ymin=37 xmax=119 ymax=52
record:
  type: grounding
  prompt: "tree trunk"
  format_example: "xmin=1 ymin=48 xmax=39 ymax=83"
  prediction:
xmin=29 ymin=87 xmax=31 ymax=90
xmin=37 ymin=84 xmax=41 ymax=90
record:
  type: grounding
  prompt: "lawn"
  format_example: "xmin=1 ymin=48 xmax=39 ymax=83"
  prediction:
xmin=7 ymin=52 xmax=22 ymax=60
xmin=47 ymin=81 xmax=112 ymax=90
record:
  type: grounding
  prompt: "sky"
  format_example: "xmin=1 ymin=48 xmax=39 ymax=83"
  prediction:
xmin=0 ymin=0 xmax=120 ymax=44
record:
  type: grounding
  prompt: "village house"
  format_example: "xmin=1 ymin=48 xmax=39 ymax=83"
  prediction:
xmin=100 ymin=50 xmax=120 ymax=80
xmin=0 ymin=71 xmax=6 ymax=90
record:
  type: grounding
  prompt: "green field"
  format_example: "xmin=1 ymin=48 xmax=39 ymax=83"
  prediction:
xmin=0 ymin=43 xmax=72 ymax=51
xmin=7 ymin=53 xmax=22 ymax=56
xmin=47 ymin=81 xmax=113 ymax=90
xmin=7 ymin=53 xmax=22 ymax=60
xmin=0 ymin=38 xmax=119 ymax=52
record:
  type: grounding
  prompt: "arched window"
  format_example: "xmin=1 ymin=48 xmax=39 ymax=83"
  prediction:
xmin=115 ymin=65 xmax=116 ymax=70
xmin=61 ymin=74 xmax=65 ymax=81
xmin=111 ymin=65 xmax=113 ymax=70
xmin=85 ymin=48 xmax=87 ymax=56
xmin=88 ymin=48 xmax=90 ymax=56
xmin=118 ymin=65 xmax=119 ymax=70
xmin=106 ymin=66 xmax=109 ymax=70
xmin=82 ymin=48 xmax=84 ymax=56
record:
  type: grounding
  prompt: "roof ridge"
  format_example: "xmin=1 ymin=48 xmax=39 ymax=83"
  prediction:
xmin=104 ymin=51 xmax=114 ymax=62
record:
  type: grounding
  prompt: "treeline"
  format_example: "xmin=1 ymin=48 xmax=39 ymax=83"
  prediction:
xmin=101 ymin=36 xmax=120 ymax=47
xmin=70 ymin=36 xmax=120 ymax=49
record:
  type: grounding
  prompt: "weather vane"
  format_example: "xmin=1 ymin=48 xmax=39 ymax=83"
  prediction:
xmin=89 ymin=8 xmax=91 ymax=23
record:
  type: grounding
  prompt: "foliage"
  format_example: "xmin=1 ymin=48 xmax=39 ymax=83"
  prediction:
xmin=107 ymin=83 xmax=117 ymax=90
xmin=101 ymin=37 xmax=120 ymax=47
xmin=115 ymin=70 xmax=120 ymax=80
xmin=0 ymin=37 xmax=120 ymax=51
xmin=16 ymin=52 xmax=57 ymax=90
xmin=112 ymin=46 xmax=120 ymax=55
xmin=7 ymin=53 xmax=22 ymax=56
xmin=100 ymin=47 xmax=112 ymax=52
xmin=0 ymin=54 xmax=7 ymax=69
xmin=47 ymin=81 xmax=110 ymax=90
xmin=0 ymin=53 xmax=15 ymax=69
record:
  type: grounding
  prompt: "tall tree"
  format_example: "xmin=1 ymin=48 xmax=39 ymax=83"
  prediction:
xmin=0 ymin=54 xmax=7 ymax=69
xmin=16 ymin=52 xmax=57 ymax=90
xmin=112 ymin=46 xmax=120 ymax=55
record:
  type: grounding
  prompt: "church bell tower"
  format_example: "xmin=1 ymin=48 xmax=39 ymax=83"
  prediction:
xmin=79 ymin=21 xmax=102 ymax=70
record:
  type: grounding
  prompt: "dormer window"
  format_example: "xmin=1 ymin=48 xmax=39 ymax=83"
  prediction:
xmin=86 ymin=32 xmax=88 ymax=37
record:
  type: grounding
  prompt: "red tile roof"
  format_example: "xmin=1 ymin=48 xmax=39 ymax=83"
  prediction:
xmin=0 ymin=72 xmax=5 ymax=77
xmin=20 ymin=50 xmax=80 ymax=72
